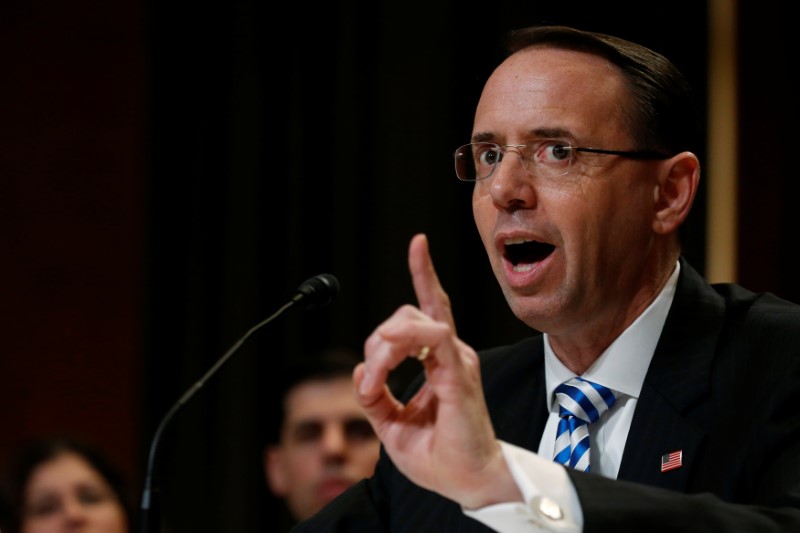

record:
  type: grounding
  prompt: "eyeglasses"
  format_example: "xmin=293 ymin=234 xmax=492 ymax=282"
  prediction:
xmin=453 ymin=140 xmax=670 ymax=181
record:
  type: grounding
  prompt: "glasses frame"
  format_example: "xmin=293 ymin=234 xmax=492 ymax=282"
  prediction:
xmin=453 ymin=141 xmax=671 ymax=182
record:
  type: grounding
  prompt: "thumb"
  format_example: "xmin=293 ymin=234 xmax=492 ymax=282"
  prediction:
xmin=353 ymin=362 xmax=402 ymax=435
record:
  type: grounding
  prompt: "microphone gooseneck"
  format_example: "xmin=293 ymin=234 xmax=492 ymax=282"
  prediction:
xmin=139 ymin=273 xmax=340 ymax=533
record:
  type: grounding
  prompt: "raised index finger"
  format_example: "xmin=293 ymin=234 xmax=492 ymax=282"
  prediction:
xmin=408 ymin=233 xmax=456 ymax=331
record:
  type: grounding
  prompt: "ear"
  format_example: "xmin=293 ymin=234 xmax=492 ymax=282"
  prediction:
xmin=652 ymin=151 xmax=700 ymax=235
xmin=264 ymin=446 xmax=288 ymax=496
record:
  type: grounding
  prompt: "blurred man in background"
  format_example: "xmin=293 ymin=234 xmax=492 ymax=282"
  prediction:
xmin=263 ymin=349 xmax=382 ymax=530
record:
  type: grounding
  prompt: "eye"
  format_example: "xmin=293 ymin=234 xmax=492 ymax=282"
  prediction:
xmin=26 ymin=496 xmax=62 ymax=518
xmin=475 ymin=143 xmax=502 ymax=167
xmin=76 ymin=485 xmax=112 ymax=505
xmin=290 ymin=421 xmax=323 ymax=444
xmin=537 ymin=140 xmax=573 ymax=163
xmin=345 ymin=418 xmax=377 ymax=442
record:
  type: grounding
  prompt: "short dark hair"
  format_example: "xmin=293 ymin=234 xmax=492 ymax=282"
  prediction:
xmin=0 ymin=436 xmax=132 ymax=533
xmin=263 ymin=348 xmax=363 ymax=446
xmin=279 ymin=348 xmax=362 ymax=399
xmin=504 ymin=25 xmax=700 ymax=157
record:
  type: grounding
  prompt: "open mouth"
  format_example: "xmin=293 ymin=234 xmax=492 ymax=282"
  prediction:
xmin=505 ymin=239 xmax=555 ymax=267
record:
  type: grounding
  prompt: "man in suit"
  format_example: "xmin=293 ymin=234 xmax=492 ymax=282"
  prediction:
xmin=295 ymin=25 xmax=800 ymax=531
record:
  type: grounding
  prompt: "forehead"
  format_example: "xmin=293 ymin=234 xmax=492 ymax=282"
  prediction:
xmin=26 ymin=452 xmax=105 ymax=494
xmin=283 ymin=376 xmax=360 ymax=421
xmin=474 ymin=47 xmax=629 ymax=142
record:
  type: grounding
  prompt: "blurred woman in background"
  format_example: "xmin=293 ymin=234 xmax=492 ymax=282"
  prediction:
xmin=1 ymin=436 xmax=131 ymax=533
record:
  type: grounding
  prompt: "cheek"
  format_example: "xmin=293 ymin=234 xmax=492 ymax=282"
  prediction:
xmin=352 ymin=442 xmax=381 ymax=473
xmin=23 ymin=516 xmax=58 ymax=533
xmin=606 ymin=179 xmax=654 ymax=224
xmin=579 ymin=185 xmax=652 ymax=254
xmin=570 ymin=174 xmax=628 ymax=217
xmin=280 ymin=451 xmax=319 ymax=482
xmin=98 ymin=506 xmax=128 ymax=526
xmin=360 ymin=440 xmax=380 ymax=458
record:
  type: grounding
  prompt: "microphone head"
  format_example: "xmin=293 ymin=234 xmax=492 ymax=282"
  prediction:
xmin=294 ymin=273 xmax=340 ymax=310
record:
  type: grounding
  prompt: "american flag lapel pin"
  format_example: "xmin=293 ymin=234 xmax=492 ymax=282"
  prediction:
xmin=661 ymin=450 xmax=683 ymax=472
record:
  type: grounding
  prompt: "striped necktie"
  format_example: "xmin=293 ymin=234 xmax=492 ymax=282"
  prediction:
xmin=553 ymin=377 xmax=616 ymax=472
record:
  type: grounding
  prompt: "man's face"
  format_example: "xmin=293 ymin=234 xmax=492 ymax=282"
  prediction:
xmin=471 ymin=46 xmax=667 ymax=339
xmin=265 ymin=376 xmax=380 ymax=521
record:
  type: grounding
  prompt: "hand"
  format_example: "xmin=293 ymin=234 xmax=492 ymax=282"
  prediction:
xmin=355 ymin=233 xmax=520 ymax=508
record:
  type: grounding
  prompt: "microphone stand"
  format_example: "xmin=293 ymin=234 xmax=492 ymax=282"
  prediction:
xmin=139 ymin=274 xmax=338 ymax=533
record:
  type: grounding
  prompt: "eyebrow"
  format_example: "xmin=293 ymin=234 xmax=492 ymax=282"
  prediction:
xmin=471 ymin=127 xmax=573 ymax=144
xmin=288 ymin=415 xmax=369 ymax=430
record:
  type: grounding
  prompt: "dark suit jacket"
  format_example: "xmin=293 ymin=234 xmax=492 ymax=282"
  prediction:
xmin=293 ymin=259 xmax=800 ymax=532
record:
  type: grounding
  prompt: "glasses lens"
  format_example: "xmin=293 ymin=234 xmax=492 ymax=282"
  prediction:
xmin=454 ymin=144 xmax=476 ymax=181
xmin=454 ymin=143 xmax=498 ymax=181
xmin=536 ymin=141 xmax=573 ymax=177
xmin=454 ymin=140 xmax=575 ymax=181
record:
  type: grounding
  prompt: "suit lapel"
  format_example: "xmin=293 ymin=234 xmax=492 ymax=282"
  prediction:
xmin=618 ymin=258 xmax=725 ymax=490
xmin=481 ymin=337 xmax=549 ymax=451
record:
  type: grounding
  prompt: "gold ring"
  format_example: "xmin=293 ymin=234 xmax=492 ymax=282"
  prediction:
xmin=416 ymin=345 xmax=430 ymax=361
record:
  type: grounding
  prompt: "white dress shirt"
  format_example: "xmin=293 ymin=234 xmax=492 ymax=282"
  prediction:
xmin=464 ymin=262 xmax=680 ymax=531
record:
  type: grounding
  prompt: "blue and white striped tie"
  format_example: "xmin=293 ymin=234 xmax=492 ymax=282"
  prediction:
xmin=553 ymin=377 xmax=616 ymax=472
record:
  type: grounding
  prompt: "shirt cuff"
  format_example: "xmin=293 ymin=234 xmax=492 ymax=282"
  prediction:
xmin=462 ymin=440 xmax=583 ymax=532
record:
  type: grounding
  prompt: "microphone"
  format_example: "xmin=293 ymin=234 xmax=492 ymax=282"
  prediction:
xmin=139 ymin=273 xmax=340 ymax=533
xmin=292 ymin=273 xmax=340 ymax=310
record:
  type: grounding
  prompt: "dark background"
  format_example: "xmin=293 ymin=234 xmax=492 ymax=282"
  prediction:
xmin=1 ymin=1 xmax=795 ymax=532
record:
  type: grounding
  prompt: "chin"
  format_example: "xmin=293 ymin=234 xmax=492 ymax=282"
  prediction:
xmin=507 ymin=294 xmax=556 ymax=329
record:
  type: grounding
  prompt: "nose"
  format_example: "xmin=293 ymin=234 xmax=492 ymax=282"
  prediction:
xmin=320 ymin=423 xmax=347 ymax=456
xmin=487 ymin=146 xmax=537 ymax=209
xmin=61 ymin=497 xmax=89 ymax=524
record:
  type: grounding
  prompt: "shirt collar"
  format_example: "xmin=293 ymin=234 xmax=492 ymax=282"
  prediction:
xmin=544 ymin=261 xmax=680 ymax=410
